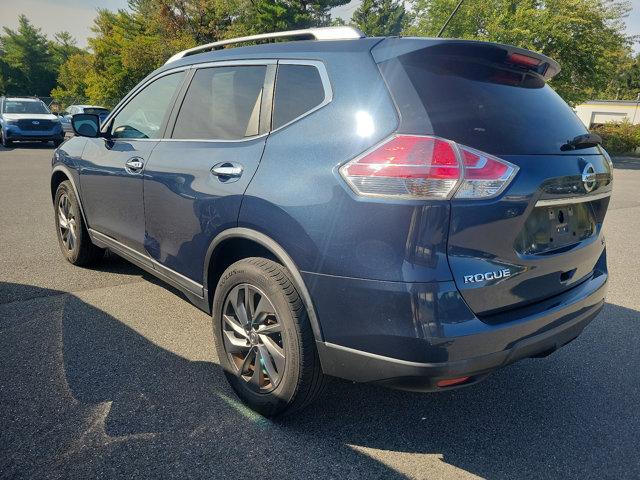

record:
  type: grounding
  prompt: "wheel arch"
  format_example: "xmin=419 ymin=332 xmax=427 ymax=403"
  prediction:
xmin=50 ymin=165 xmax=90 ymax=229
xmin=204 ymin=228 xmax=324 ymax=342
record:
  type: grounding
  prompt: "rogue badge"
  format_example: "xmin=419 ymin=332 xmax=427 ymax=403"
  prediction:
xmin=464 ymin=269 xmax=511 ymax=284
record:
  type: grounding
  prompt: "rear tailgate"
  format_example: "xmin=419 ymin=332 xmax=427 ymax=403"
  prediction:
xmin=448 ymin=152 xmax=611 ymax=315
xmin=375 ymin=38 xmax=612 ymax=316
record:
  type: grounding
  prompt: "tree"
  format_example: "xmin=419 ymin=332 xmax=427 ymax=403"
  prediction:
xmin=352 ymin=0 xmax=406 ymax=36
xmin=234 ymin=0 xmax=351 ymax=35
xmin=50 ymin=31 xmax=83 ymax=68
xmin=603 ymin=52 xmax=640 ymax=99
xmin=79 ymin=0 xmax=351 ymax=105
xmin=404 ymin=0 xmax=634 ymax=104
xmin=51 ymin=52 xmax=93 ymax=106
xmin=131 ymin=0 xmax=237 ymax=45
xmin=0 ymin=15 xmax=56 ymax=96
xmin=85 ymin=8 xmax=194 ymax=106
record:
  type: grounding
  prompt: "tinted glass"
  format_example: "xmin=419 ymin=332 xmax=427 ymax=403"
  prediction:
xmin=398 ymin=52 xmax=589 ymax=155
xmin=3 ymin=100 xmax=50 ymax=114
xmin=111 ymin=71 xmax=185 ymax=139
xmin=84 ymin=107 xmax=110 ymax=115
xmin=273 ymin=64 xmax=325 ymax=129
xmin=173 ymin=66 xmax=266 ymax=140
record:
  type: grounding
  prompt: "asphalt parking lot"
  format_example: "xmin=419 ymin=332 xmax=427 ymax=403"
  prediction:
xmin=1 ymin=144 xmax=639 ymax=480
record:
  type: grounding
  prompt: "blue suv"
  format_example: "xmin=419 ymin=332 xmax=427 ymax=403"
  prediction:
xmin=51 ymin=27 xmax=612 ymax=416
xmin=1 ymin=96 xmax=64 ymax=147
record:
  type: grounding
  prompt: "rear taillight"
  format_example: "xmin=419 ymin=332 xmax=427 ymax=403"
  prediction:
xmin=339 ymin=135 xmax=518 ymax=200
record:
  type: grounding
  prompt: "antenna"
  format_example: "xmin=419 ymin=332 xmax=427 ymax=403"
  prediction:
xmin=436 ymin=0 xmax=465 ymax=38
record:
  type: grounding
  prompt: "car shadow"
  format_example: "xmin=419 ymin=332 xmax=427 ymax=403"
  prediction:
xmin=1 ymin=282 xmax=639 ymax=479
xmin=0 ymin=282 xmax=405 ymax=479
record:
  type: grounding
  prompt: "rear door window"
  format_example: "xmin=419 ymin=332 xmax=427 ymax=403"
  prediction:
xmin=396 ymin=51 xmax=589 ymax=155
xmin=172 ymin=65 xmax=267 ymax=140
xmin=272 ymin=64 xmax=326 ymax=130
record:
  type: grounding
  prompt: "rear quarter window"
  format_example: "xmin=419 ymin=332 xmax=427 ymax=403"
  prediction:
xmin=273 ymin=64 xmax=326 ymax=130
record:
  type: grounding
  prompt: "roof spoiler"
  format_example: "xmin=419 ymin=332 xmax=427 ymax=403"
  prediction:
xmin=165 ymin=26 xmax=366 ymax=64
xmin=373 ymin=38 xmax=561 ymax=81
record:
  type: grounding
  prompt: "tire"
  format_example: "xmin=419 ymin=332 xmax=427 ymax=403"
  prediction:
xmin=53 ymin=139 xmax=63 ymax=147
xmin=1 ymin=130 xmax=11 ymax=148
xmin=54 ymin=180 xmax=104 ymax=266
xmin=213 ymin=257 xmax=326 ymax=417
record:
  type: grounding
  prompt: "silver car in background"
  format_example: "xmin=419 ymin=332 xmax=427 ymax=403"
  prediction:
xmin=60 ymin=105 xmax=110 ymax=134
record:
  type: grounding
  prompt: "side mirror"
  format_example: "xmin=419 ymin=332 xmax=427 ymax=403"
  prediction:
xmin=71 ymin=113 xmax=101 ymax=138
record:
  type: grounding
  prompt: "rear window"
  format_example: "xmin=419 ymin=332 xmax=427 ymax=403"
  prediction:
xmin=273 ymin=64 xmax=325 ymax=130
xmin=396 ymin=51 xmax=588 ymax=155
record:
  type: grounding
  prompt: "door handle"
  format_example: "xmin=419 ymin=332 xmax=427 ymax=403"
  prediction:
xmin=211 ymin=163 xmax=243 ymax=179
xmin=125 ymin=157 xmax=144 ymax=174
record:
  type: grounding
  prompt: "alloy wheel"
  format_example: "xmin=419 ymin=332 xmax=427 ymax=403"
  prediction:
xmin=57 ymin=193 xmax=77 ymax=252
xmin=222 ymin=283 xmax=285 ymax=393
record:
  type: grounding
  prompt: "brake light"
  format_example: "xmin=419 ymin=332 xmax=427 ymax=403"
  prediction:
xmin=339 ymin=135 xmax=518 ymax=200
xmin=507 ymin=52 xmax=542 ymax=68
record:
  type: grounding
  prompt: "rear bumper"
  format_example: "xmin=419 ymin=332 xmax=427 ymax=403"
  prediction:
xmin=310 ymin=252 xmax=607 ymax=391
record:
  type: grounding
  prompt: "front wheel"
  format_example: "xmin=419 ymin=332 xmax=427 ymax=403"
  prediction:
xmin=1 ymin=130 xmax=11 ymax=148
xmin=213 ymin=258 xmax=326 ymax=417
xmin=54 ymin=180 xmax=104 ymax=265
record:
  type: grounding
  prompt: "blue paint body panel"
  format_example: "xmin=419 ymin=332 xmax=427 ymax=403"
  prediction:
xmin=143 ymin=138 xmax=266 ymax=281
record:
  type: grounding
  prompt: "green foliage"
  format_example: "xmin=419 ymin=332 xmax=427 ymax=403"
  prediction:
xmin=0 ymin=15 xmax=56 ymax=96
xmin=592 ymin=120 xmax=640 ymax=154
xmin=601 ymin=53 xmax=640 ymax=100
xmin=404 ymin=0 xmax=635 ymax=105
xmin=234 ymin=0 xmax=350 ymax=35
xmin=50 ymin=31 xmax=83 ymax=67
xmin=3 ymin=1 xmax=638 ymax=109
xmin=51 ymin=53 xmax=93 ymax=107
xmin=79 ymin=0 xmax=351 ymax=105
xmin=85 ymin=9 xmax=168 ymax=106
xmin=352 ymin=0 xmax=406 ymax=36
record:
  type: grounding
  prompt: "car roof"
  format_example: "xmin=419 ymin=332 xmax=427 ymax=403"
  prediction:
xmin=156 ymin=37 xmax=384 ymax=73
xmin=3 ymin=97 xmax=44 ymax=102
xmin=71 ymin=105 xmax=109 ymax=109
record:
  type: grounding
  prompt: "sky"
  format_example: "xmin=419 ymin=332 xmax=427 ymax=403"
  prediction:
xmin=0 ymin=0 xmax=638 ymax=50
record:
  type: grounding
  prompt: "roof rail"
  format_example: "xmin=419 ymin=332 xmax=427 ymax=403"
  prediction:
xmin=165 ymin=26 xmax=366 ymax=64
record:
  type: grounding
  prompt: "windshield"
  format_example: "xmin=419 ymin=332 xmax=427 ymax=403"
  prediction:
xmin=397 ymin=51 xmax=590 ymax=155
xmin=3 ymin=100 xmax=50 ymax=114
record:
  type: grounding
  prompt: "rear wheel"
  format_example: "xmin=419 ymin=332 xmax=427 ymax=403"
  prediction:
xmin=213 ymin=258 xmax=326 ymax=417
xmin=54 ymin=180 xmax=104 ymax=265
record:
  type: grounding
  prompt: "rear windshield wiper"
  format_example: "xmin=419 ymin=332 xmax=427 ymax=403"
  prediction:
xmin=560 ymin=133 xmax=602 ymax=151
